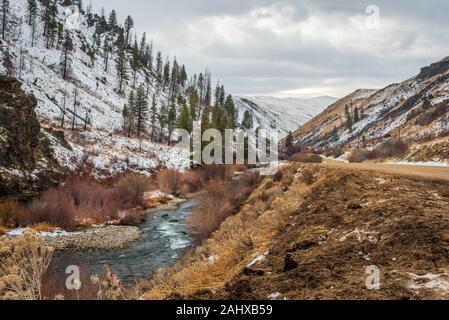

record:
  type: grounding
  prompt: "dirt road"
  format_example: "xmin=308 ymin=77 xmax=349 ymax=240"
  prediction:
xmin=322 ymin=159 xmax=449 ymax=183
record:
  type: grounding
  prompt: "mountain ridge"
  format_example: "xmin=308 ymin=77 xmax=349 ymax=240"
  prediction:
xmin=287 ymin=57 xmax=449 ymax=164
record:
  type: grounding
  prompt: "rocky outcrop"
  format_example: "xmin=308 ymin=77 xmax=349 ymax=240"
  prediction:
xmin=0 ymin=76 xmax=69 ymax=199
xmin=418 ymin=57 xmax=449 ymax=80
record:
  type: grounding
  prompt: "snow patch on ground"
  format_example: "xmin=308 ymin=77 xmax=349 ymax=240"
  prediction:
xmin=408 ymin=273 xmax=449 ymax=292
xmin=7 ymin=228 xmax=80 ymax=238
xmin=247 ymin=251 xmax=269 ymax=268
xmin=387 ymin=161 xmax=449 ymax=167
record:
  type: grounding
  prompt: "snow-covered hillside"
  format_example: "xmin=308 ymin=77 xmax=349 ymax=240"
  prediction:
xmin=234 ymin=96 xmax=337 ymax=138
xmin=0 ymin=0 xmax=190 ymax=178
xmin=290 ymin=56 xmax=449 ymax=160
xmin=288 ymin=58 xmax=449 ymax=161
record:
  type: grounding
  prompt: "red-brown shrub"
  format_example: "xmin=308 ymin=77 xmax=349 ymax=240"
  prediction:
xmin=0 ymin=200 xmax=24 ymax=228
xmin=158 ymin=169 xmax=182 ymax=194
xmin=348 ymin=149 xmax=369 ymax=163
xmin=25 ymin=190 xmax=78 ymax=229
xmin=288 ymin=152 xmax=323 ymax=163
xmin=116 ymin=175 xmax=154 ymax=207
xmin=22 ymin=176 xmax=122 ymax=229
xmin=349 ymin=139 xmax=410 ymax=163
xmin=188 ymin=173 xmax=260 ymax=243
xmin=180 ymin=170 xmax=203 ymax=194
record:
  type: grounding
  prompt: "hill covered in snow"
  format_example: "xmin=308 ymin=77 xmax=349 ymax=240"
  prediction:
xmin=234 ymin=95 xmax=337 ymax=139
xmin=0 ymin=0 xmax=204 ymax=179
xmin=288 ymin=57 xmax=449 ymax=163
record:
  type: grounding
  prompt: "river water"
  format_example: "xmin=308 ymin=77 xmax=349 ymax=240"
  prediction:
xmin=51 ymin=198 xmax=198 ymax=285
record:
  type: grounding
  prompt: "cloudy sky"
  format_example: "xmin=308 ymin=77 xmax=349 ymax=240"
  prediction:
xmin=92 ymin=0 xmax=449 ymax=98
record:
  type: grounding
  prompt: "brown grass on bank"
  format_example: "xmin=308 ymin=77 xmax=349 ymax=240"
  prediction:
xmin=142 ymin=164 xmax=315 ymax=300
xmin=188 ymin=172 xmax=260 ymax=243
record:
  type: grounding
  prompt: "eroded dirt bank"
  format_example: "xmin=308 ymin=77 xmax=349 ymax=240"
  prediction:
xmin=144 ymin=164 xmax=449 ymax=300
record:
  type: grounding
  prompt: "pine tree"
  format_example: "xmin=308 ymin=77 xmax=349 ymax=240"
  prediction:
xmin=124 ymin=15 xmax=134 ymax=46
xmin=134 ymin=85 xmax=149 ymax=137
xmin=204 ymin=70 xmax=212 ymax=107
xmin=197 ymin=73 xmax=205 ymax=104
xmin=285 ymin=131 xmax=293 ymax=149
xmin=108 ymin=10 xmax=117 ymax=29
xmin=242 ymin=110 xmax=253 ymax=129
xmin=116 ymin=31 xmax=129 ymax=93
xmin=44 ymin=0 xmax=58 ymax=48
xmin=130 ymin=42 xmax=140 ymax=88
xmin=27 ymin=0 xmax=37 ymax=26
xmin=158 ymin=103 xmax=168 ymax=142
xmin=169 ymin=58 xmax=180 ymax=102
xmin=224 ymin=94 xmax=237 ymax=128
xmin=214 ymin=83 xmax=221 ymax=107
xmin=189 ymin=89 xmax=200 ymax=121
xmin=176 ymin=102 xmax=193 ymax=133
xmin=211 ymin=105 xmax=225 ymax=133
xmin=155 ymin=51 xmax=163 ymax=88
xmin=180 ymin=65 xmax=188 ymax=88
xmin=354 ymin=106 xmax=360 ymax=123
xmin=150 ymin=94 xmax=157 ymax=141
xmin=147 ymin=41 xmax=153 ymax=71
xmin=163 ymin=59 xmax=170 ymax=90
xmin=60 ymin=32 xmax=74 ymax=80
xmin=1 ymin=0 xmax=9 ymax=40
xmin=219 ymin=85 xmax=225 ymax=107
xmin=167 ymin=103 xmax=177 ymax=145
xmin=126 ymin=91 xmax=136 ymax=136
xmin=139 ymin=32 xmax=146 ymax=59
xmin=103 ymin=34 xmax=111 ymax=72
xmin=2 ymin=47 xmax=14 ymax=76
xmin=72 ymin=86 xmax=79 ymax=130
xmin=200 ymin=106 xmax=211 ymax=133
xmin=345 ymin=105 xmax=353 ymax=132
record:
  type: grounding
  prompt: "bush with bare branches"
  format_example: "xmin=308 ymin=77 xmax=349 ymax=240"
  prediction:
xmin=0 ymin=229 xmax=54 ymax=300
xmin=157 ymin=169 xmax=182 ymax=194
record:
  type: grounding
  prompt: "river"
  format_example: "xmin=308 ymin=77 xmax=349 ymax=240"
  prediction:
xmin=50 ymin=198 xmax=198 ymax=285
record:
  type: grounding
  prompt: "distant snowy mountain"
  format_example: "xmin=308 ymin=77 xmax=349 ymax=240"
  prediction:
xmin=234 ymin=96 xmax=338 ymax=138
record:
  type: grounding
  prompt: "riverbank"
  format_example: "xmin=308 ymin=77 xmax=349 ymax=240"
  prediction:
xmin=5 ymin=194 xmax=195 ymax=252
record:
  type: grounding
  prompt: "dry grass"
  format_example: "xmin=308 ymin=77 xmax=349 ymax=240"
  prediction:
xmin=31 ymin=223 xmax=57 ymax=233
xmin=142 ymin=164 xmax=315 ymax=300
xmin=0 ymin=229 xmax=54 ymax=300
xmin=188 ymin=172 xmax=260 ymax=243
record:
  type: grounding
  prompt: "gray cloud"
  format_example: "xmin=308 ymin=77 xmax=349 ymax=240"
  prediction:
xmin=92 ymin=0 xmax=449 ymax=97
